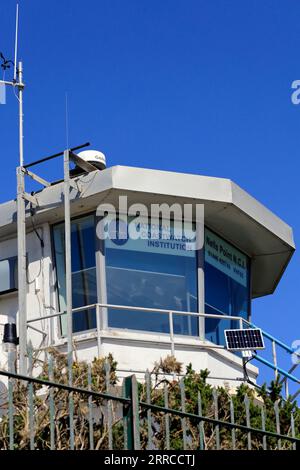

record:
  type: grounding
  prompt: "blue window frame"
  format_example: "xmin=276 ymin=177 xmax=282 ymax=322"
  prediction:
xmin=204 ymin=228 xmax=250 ymax=345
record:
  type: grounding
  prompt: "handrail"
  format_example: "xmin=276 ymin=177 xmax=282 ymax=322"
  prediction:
xmin=27 ymin=302 xmax=247 ymax=324
xmin=249 ymin=321 xmax=295 ymax=355
xmin=25 ymin=301 xmax=300 ymax=399
xmin=254 ymin=355 xmax=300 ymax=385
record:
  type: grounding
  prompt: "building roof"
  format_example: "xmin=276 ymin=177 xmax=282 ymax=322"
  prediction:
xmin=0 ymin=165 xmax=295 ymax=298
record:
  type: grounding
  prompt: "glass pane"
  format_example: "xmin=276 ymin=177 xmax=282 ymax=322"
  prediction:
xmin=0 ymin=257 xmax=18 ymax=294
xmin=0 ymin=260 xmax=10 ymax=292
xmin=53 ymin=215 xmax=97 ymax=334
xmin=105 ymin=217 xmax=198 ymax=336
xmin=204 ymin=228 xmax=250 ymax=346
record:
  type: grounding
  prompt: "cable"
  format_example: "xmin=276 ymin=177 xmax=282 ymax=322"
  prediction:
xmin=243 ymin=354 xmax=259 ymax=389
xmin=242 ymin=353 xmax=290 ymax=403
xmin=30 ymin=204 xmax=44 ymax=248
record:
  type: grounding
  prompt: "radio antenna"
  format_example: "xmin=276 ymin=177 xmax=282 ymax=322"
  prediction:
xmin=14 ymin=3 xmax=19 ymax=81
xmin=65 ymin=92 xmax=69 ymax=149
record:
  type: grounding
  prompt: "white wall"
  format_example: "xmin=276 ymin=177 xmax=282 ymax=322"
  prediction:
xmin=0 ymin=223 xmax=59 ymax=369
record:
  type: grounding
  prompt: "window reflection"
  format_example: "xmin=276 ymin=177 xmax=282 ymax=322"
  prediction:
xmin=0 ymin=257 xmax=18 ymax=295
xmin=204 ymin=228 xmax=250 ymax=345
xmin=105 ymin=218 xmax=198 ymax=336
xmin=52 ymin=215 xmax=250 ymax=345
xmin=53 ymin=215 xmax=97 ymax=334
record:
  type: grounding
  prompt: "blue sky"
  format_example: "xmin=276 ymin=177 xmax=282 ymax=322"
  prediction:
xmin=0 ymin=1 xmax=299 ymax=382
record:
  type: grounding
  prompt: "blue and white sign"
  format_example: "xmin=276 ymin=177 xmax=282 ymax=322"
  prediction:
xmin=105 ymin=216 xmax=197 ymax=257
xmin=205 ymin=228 xmax=248 ymax=287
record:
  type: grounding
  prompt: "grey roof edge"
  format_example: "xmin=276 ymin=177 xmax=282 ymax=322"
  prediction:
xmin=230 ymin=181 xmax=295 ymax=250
xmin=110 ymin=165 xmax=233 ymax=203
xmin=0 ymin=165 xmax=295 ymax=254
xmin=109 ymin=165 xmax=295 ymax=251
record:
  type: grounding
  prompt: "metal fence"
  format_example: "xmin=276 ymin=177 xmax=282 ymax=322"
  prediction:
xmin=0 ymin=358 xmax=299 ymax=450
xmin=27 ymin=302 xmax=300 ymax=401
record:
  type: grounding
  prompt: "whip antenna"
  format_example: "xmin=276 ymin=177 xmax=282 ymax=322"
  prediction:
xmin=14 ymin=3 xmax=19 ymax=81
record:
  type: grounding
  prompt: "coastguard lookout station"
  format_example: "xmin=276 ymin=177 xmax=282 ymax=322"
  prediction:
xmin=0 ymin=147 xmax=296 ymax=389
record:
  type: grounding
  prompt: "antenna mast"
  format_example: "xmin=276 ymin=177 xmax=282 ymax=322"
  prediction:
xmin=14 ymin=4 xmax=19 ymax=82
xmin=0 ymin=4 xmax=27 ymax=374
xmin=16 ymin=58 xmax=27 ymax=374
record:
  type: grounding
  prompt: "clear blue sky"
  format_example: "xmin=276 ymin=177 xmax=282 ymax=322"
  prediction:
xmin=0 ymin=1 xmax=299 ymax=380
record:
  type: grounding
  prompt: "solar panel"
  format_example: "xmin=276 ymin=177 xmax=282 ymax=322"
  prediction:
xmin=224 ymin=328 xmax=265 ymax=351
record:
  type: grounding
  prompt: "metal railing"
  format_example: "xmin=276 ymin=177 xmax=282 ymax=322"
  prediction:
xmin=0 ymin=361 xmax=299 ymax=450
xmin=26 ymin=302 xmax=300 ymax=400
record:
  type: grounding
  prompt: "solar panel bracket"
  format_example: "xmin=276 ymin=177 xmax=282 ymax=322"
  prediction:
xmin=242 ymin=350 xmax=253 ymax=358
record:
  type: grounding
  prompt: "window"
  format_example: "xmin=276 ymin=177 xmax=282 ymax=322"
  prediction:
xmin=105 ymin=217 xmax=198 ymax=335
xmin=53 ymin=215 xmax=97 ymax=334
xmin=204 ymin=228 xmax=250 ymax=345
xmin=0 ymin=257 xmax=18 ymax=295
xmin=52 ymin=213 xmax=250 ymax=345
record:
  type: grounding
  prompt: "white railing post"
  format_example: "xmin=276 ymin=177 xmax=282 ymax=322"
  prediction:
xmin=272 ymin=340 xmax=278 ymax=380
xmin=169 ymin=311 xmax=175 ymax=357
xmin=95 ymin=303 xmax=102 ymax=358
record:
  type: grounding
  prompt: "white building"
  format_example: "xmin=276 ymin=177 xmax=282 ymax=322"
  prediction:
xmin=0 ymin=161 xmax=295 ymax=387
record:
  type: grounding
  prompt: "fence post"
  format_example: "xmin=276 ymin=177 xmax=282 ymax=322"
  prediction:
xmin=48 ymin=353 xmax=55 ymax=450
xmin=87 ymin=364 xmax=94 ymax=450
xmin=145 ymin=370 xmax=153 ymax=450
xmin=164 ymin=383 xmax=170 ymax=450
xmin=244 ymin=395 xmax=251 ymax=450
xmin=291 ymin=413 xmax=296 ymax=451
xmin=8 ymin=350 xmax=14 ymax=450
xmin=213 ymin=388 xmax=220 ymax=450
xmin=180 ymin=378 xmax=188 ymax=450
xmin=197 ymin=391 xmax=205 ymax=450
xmin=274 ymin=401 xmax=281 ymax=450
xmin=105 ymin=360 xmax=113 ymax=450
xmin=261 ymin=405 xmax=267 ymax=450
xmin=28 ymin=344 xmax=34 ymax=450
xmin=122 ymin=375 xmax=140 ymax=450
xmin=229 ymin=397 xmax=236 ymax=450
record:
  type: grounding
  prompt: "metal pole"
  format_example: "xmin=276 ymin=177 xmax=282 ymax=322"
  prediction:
xmin=64 ymin=150 xmax=73 ymax=363
xmin=64 ymin=149 xmax=75 ymax=448
xmin=122 ymin=375 xmax=141 ymax=450
xmin=17 ymin=61 xmax=27 ymax=374
xmin=18 ymin=62 xmax=24 ymax=167
xmin=17 ymin=166 xmax=27 ymax=374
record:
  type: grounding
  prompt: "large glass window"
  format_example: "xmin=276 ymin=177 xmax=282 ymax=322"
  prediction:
xmin=204 ymin=228 xmax=250 ymax=345
xmin=105 ymin=217 xmax=198 ymax=335
xmin=52 ymin=214 xmax=250 ymax=345
xmin=53 ymin=215 xmax=97 ymax=334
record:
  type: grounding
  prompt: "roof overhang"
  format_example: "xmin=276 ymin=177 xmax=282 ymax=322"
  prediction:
xmin=0 ymin=165 xmax=295 ymax=298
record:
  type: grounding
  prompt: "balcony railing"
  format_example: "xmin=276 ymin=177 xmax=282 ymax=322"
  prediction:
xmin=26 ymin=302 xmax=300 ymax=400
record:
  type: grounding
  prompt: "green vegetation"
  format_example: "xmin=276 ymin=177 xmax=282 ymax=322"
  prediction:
xmin=0 ymin=351 xmax=299 ymax=450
